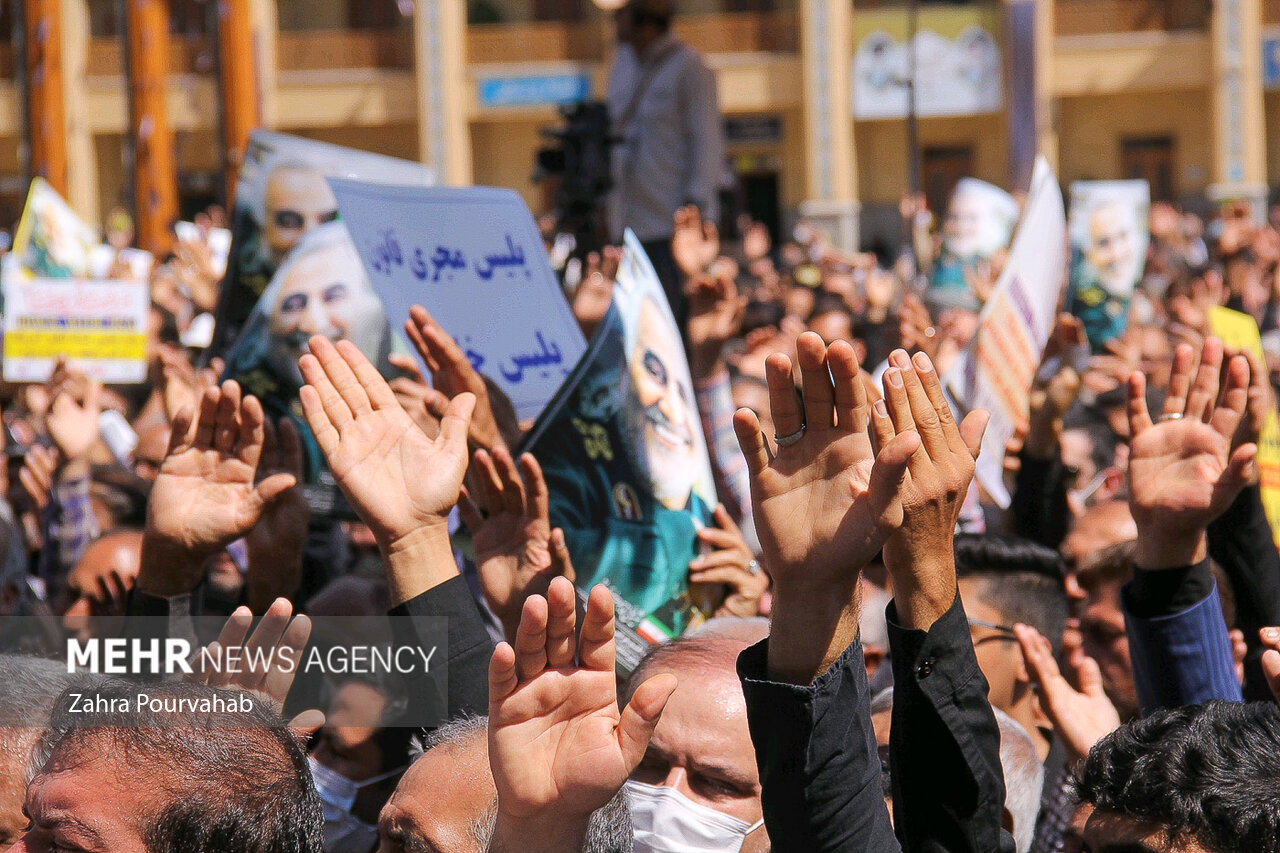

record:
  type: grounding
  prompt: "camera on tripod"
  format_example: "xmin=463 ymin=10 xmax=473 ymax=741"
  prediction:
xmin=534 ymin=101 xmax=617 ymax=257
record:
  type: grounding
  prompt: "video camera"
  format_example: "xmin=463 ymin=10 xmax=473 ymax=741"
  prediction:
xmin=535 ymin=101 xmax=616 ymax=256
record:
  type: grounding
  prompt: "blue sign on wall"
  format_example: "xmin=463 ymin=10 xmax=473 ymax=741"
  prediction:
xmin=478 ymin=74 xmax=591 ymax=108
xmin=1265 ymin=38 xmax=1280 ymax=89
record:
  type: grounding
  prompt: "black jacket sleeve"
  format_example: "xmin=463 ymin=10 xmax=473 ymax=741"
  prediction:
xmin=736 ymin=593 xmax=1014 ymax=853
xmin=389 ymin=575 xmax=495 ymax=725
xmin=738 ymin=635 xmax=899 ymax=852
xmin=1011 ymin=452 xmax=1070 ymax=550
xmin=887 ymin=595 xmax=1015 ymax=853
xmin=1207 ymin=484 xmax=1280 ymax=702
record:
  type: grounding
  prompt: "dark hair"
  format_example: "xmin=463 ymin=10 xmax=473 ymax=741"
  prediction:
xmin=1061 ymin=404 xmax=1120 ymax=476
xmin=955 ymin=534 xmax=1068 ymax=652
xmin=1076 ymin=539 xmax=1136 ymax=591
xmin=36 ymin=679 xmax=323 ymax=853
xmin=741 ymin=300 xmax=785 ymax=336
xmin=1076 ymin=701 xmax=1280 ymax=852
xmin=808 ymin=293 xmax=854 ymax=324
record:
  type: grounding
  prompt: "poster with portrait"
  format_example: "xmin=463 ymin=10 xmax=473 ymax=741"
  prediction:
xmin=944 ymin=158 xmax=1066 ymax=509
xmin=853 ymin=25 xmax=1002 ymax=119
xmin=521 ymin=231 xmax=717 ymax=674
xmin=329 ymin=181 xmax=587 ymax=422
xmin=10 ymin=178 xmax=100 ymax=279
xmin=207 ymin=130 xmax=435 ymax=357
xmin=221 ymin=221 xmax=401 ymax=516
xmin=1068 ymin=180 xmax=1150 ymax=352
xmin=931 ymin=177 xmax=1019 ymax=297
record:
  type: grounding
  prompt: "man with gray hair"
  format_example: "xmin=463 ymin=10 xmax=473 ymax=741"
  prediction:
xmin=0 ymin=656 xmax=100 ymax=846
xmin=869 ymin=689 xmax=1044 ymax=853
xmin=377 ymin=715 xmax=632 ymax=853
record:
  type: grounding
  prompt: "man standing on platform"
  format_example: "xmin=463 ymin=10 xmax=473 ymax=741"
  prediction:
xmin=608 ymin=0 xmax=725 ymax=328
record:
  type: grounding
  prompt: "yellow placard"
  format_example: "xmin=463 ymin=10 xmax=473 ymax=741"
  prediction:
xmin=1209 ymin=306 xmax=1280 ymax=548
xmin=3 ymin=331 xmax=148 ymax=362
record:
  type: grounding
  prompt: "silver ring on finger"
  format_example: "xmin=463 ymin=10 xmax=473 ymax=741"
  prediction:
xmin=746 ymin=559 xmax=760 ymax=576
xmin=774 ymin=425 xmax=806 ymax=448
xmin=1159 ymin=412 xmax=1185 ymax=422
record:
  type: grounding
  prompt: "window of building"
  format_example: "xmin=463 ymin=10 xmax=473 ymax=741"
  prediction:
xmin=1121 ymin=136 xmax=1176 ymax=202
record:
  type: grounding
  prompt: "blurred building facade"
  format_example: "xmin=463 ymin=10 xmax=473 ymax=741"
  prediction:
xmin=0 ymin=0 xmax=1277 ymax=250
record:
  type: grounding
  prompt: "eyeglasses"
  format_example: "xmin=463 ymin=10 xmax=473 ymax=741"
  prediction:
xmin=967 ymin=617 xmax=1019 ymax=646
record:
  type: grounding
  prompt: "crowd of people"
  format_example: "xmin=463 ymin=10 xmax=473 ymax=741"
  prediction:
xmin=8 ymin=88 xmax=1280 ymax=853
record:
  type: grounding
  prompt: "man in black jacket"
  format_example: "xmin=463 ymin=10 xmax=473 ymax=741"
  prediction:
xmin=728 ymin=337 xmax=1015 ymax=852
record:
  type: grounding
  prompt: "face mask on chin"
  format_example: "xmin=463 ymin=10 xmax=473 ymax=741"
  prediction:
xmin=309 ymin=755 xmax=403 ymax=853
xmin=625 ymin=779 xmax=764 ymax=853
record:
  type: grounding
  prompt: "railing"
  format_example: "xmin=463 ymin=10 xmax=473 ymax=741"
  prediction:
xmin=1056 ymin=0 xmax=1210 ymax=37
xmin=467 ymin=10 xmax=799 ymax=64
xmin=277 ymin=29 xmax=414 ymax=71
xmin=85 ymin=37 xmax=214 ymax=76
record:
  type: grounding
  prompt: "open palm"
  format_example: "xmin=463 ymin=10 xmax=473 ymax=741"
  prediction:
xmin=733 ymin=334 xmax=917 ymax=587
xmin=299 ymin=337 xmax=474 ymax=547
xmin=488 ymin=581 xmax=675 ymax=819
xmin=1129 ymin=421 xmax=1238 ymax=530
xmin=149 ymin=381 xmax=295 ymax=555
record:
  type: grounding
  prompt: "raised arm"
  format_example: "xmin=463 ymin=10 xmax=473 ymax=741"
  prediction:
xmin=486 ymin=577 xmax=675 ymax=852
xmin=731 ymin=331 xmax=916 ymax=850
xmin=875 ymin=349 xmax=1010 ymax=853
xmin=1124 ymin=338 xmax=1252 ymax=712
xmin=299 ymin=335 xmax=494 ymax=719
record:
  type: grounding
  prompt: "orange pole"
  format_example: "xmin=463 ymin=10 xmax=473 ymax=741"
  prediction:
xmin=217 ymin=0 xmax=258 ymax=203
xmin=125 ymin=0 xmax=179 ymax=255
xmin=25 ymin=0 xmax=69 ymax=196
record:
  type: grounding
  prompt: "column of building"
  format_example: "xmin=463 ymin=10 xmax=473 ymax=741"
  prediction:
xmin=414 ymin=0 xmax=473 ymax=185
xmin=798 ymin=0 xmax=858 ymax=251
xmin=1210 ymin=0 xmax=1268 ymax=218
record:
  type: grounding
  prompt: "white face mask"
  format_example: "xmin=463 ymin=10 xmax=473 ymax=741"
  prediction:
xmin=625 ymin=780 xmax=764 ymax=853
xmin=309 ymin=755 xmax=403 ymax=853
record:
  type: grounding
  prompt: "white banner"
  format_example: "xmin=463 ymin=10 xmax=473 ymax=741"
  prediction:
xmin=943 ymin=158 xmax=1066 ymax=507
xmin=329 ymin=181 xmax=586 ymax=422
xmin=853 ymin=26 xmax=1002 ymax=120
xmin=2 ymin=267 xmax=150 ymax=383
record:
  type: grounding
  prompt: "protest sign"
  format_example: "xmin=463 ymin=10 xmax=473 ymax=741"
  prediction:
xmin=221 ymin=221 xmax=401 ymax=514
xmin=521 ymin=231 xmax=717 ymax=674
xmin=1 ymin=267 xmax=149 ymax=383
xmin=1068 ymin=180 xmax=1150 ymax=352
xmin=208 ymin=130 xmax=435 ymax=357
xmin=944 ymin=157 xmax=1067 ymax=508
xmin=931 ymin=177 xmax=1018 ymax=298
xmin=10 ymin=178 xmax=100 ymax=279
xmin=329 ymin=180 xmax=587 ymax=422
xmin=1209 ymin=305 xmax=1280 ymax=548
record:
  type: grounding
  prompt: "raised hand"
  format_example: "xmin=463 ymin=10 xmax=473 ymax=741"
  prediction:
xmin=245 ymin=418 xmax=310 ymax=612
xmin=299 ymin=336 xmax=474 ymax=604
xmin=140 ymin=380 xmax=296 ymax=596
xmin=1230 ymin=346 xmax=1275 ymax=469
xmin=875 ymin=349 xmax=988 ymax=628
xmin=193 ymin=597 xmax=325 ymax=737
xmin=1127 ymin=338 xmax=1255 ymax=569
xmin=459 ymin=447 xmax=575 ymax=643
xmin=1025 ymin=314 xmax=1085 ymax=459
xmin=732 ymin=331 xmax=919 ymax=682
xmin=689 ymin=504 xmax=766 ymax=618
xmin=686 ymin=274 xmax=745 ymax=379
xmin=1015 ymin=623 xmax=1120 ymax=760
xmin=46 ymin=377 xmax=101 ymax=471
xmin=404 ymin=304 xmax=506 ymax=453
xmin=573 ymin=247 xmax=620 ymax=340
xmin=17 ymin=444 xmax=58 ymax=513
xmin=487 ymin=578 xmax=676 ymax=847
xmin=671 ymin=205 xmax=720 ymax=279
